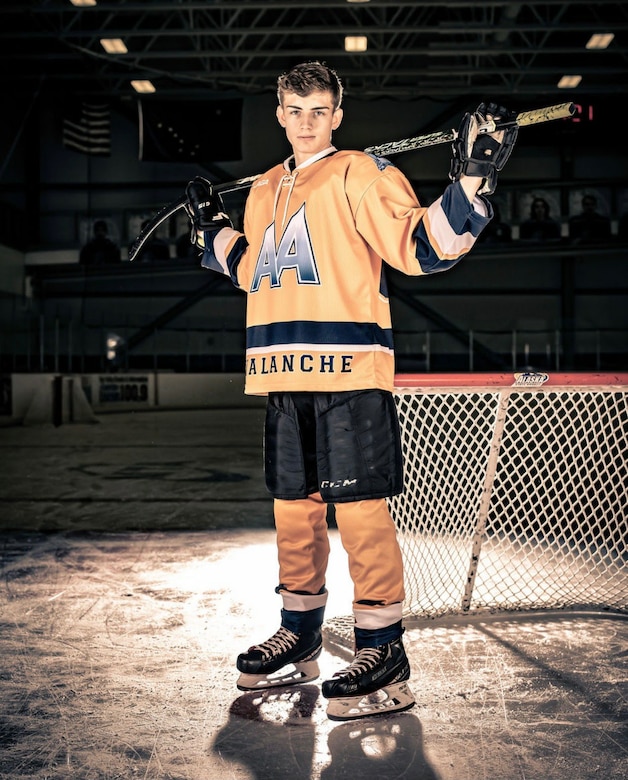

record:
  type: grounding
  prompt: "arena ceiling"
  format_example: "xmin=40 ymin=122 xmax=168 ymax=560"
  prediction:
xmin=2 ymin=0 xmax=627 ymax=104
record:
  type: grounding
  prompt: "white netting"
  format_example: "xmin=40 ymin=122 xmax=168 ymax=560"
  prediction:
xmin=389 ymin=382 xmax=627 ymax=619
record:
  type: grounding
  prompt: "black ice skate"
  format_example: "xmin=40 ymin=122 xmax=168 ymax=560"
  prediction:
xmin=321 ymin=636 xmax=415 ymax=720
xmin=236 ymin=626 xmax=322 ymax=691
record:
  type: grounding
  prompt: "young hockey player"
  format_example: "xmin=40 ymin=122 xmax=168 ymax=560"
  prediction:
xmin=184 ymin=61 xmax=518 ymax=720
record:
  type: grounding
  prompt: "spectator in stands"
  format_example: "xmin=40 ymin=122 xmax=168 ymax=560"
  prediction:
xmin=519 ymin=196 xmax=562 ymax=243
xmin=568 ymin=193 xmax=612 ymax=244
xmin=79 ymin=219 xmax=121 ymax=265
xmin=131 ymin=220 xmax=171 ymax=264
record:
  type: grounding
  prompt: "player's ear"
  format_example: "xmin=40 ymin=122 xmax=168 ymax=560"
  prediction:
xmin=276 ymin=105 xmax=286 ymax=127
xmin=332 ymin=108 xmax=343 ymax=130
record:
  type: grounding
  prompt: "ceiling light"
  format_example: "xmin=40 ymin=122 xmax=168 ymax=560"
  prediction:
xmin=69 ymin=0 xmax=97 ymax=6
xmin=345 ymin=36 xmax=368 ymax=52
xmin=347 ymin=1 xmax=371 ymax=3
xmin=131 ymin=80 xmax=156 ymax=94
xmin=558 ymin=75 xmax=582 ymax=89
xmin=586 ymin=33 xmax=614 ymax=50
xmin=101 ymin=38 xmax=127 ymax=54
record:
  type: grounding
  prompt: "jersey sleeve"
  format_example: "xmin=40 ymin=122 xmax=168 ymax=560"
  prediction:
xmin=414 ymin=181 xmax=493 ymax=273
xmin=351 ymin=157 xmax=492 ymax=276
xmin=199 ymin=227 xmax=249 ymax=289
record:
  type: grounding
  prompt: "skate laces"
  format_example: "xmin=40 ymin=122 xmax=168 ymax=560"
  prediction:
xmin=333 ymin=646 xmax=383 ymax=679
xmin=252 ymin=626 xmax=298 ymax=658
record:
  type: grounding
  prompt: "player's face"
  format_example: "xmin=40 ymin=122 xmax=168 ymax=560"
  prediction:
xmin=276 ymin=90 xmax=343 ymax=166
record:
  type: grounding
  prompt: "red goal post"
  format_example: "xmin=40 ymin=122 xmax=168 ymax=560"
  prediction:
xmin=388 ymin=371 xmax=628 ymax=621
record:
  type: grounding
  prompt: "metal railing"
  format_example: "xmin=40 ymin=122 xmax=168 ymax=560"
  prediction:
xmin=1 ymin=313 xmax=625 ymax=376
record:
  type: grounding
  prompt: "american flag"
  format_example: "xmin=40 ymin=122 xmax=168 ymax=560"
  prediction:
xmin=62 ymin=102 xmax=111 ymax=156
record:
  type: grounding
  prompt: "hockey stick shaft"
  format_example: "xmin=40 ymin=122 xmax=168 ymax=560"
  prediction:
xmin=364 ymin=101 xmax=576 ymax=156
xmin=128 ymin=101 xmax=575 ymax=262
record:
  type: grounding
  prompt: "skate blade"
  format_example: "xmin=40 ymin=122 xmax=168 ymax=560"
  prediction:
xmin=236 ymin=659 xmax=320 ymax=691
xmin=326 ymin=680 xmax=415 ymax=721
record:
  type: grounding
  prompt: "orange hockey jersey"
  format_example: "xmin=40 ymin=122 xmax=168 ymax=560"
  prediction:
xmin=201 ymin=147 xmax=491 ymax=395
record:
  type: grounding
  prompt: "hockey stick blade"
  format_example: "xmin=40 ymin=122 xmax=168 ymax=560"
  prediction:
xmin=128 ymin=175 xmax=259 ymax=263
xmin=129 ymin=102 xmax=575 ymax=262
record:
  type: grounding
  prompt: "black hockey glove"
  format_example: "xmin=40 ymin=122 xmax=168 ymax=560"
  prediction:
xmin=184 ymin=176 xmax=232 ymax=248
xmin=449 ymin=102 xmax=518 ymax=195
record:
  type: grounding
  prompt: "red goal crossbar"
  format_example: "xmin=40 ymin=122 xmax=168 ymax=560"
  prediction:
xmin=395 ymin=371 xmax=628 ymax=389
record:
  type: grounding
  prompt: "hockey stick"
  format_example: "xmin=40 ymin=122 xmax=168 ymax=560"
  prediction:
xmin=364 ymin=101 xmax=575 ymax=156
xmin=128 ymin=101 xmax=575 ymax=262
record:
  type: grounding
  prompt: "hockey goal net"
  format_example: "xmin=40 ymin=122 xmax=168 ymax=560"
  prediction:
xmin=385 ymin=372 xmax=628 ymax=622
xmin=326 ymin=372 xmax=628 ymax=645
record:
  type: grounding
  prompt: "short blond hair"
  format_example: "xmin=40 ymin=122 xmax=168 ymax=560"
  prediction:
xmin=277 ymin=61 xmax=343 ymax=110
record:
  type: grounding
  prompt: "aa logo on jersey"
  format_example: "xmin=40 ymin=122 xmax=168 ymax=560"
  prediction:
xmin=250 ymin=204 xmax=320 ymax=291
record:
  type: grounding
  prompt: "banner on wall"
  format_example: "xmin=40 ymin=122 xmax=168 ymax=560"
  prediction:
xmin=138 ymin=98 xmax=242 ymax=162
xmin=82 ymin=375 xmax=155 ymax=410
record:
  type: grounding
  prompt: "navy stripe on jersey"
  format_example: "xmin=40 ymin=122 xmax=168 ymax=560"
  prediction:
xmin=413 ymin=182 xmax=491 ymax=273
xmin=247 ymin=320 xmax=394 ymax=350
xmin=201 ymin=232 xmax=248 ymax=287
